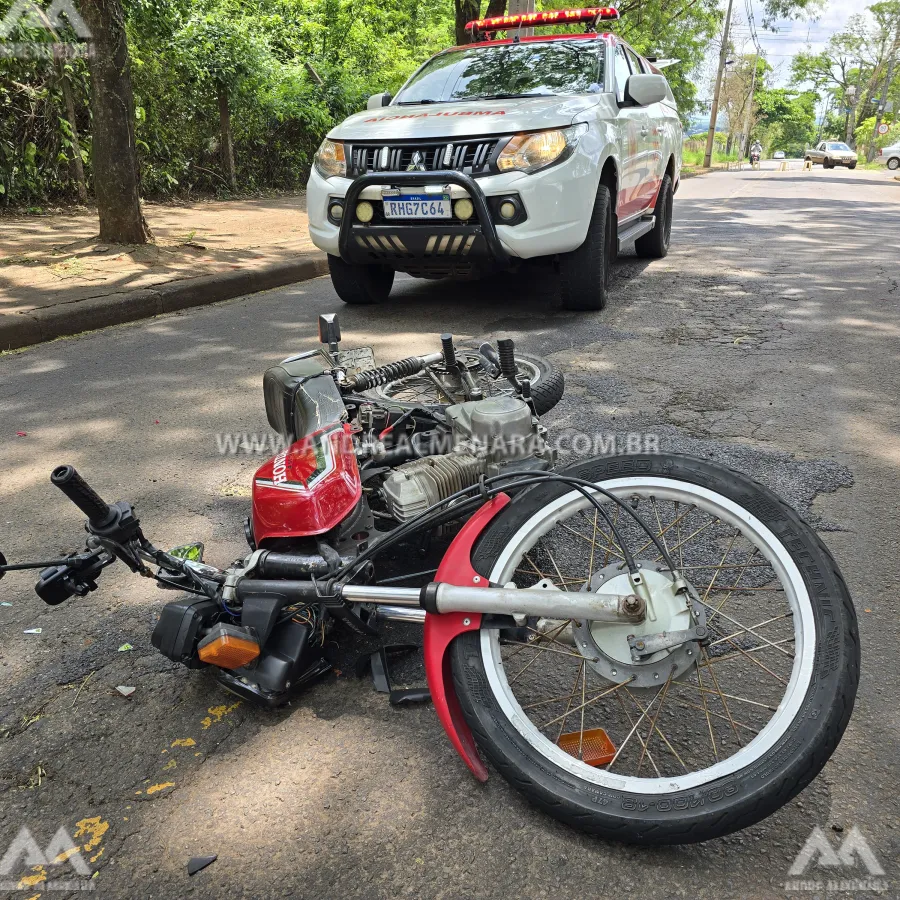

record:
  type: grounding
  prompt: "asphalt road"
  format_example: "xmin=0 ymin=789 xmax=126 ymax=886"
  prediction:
xmin=1 ymin=165 xmax=899 ymax=899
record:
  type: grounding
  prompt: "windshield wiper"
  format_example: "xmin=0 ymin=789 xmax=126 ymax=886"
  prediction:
xmin=396 ymin=99 xmax=447 ymax=105
xmin=468 ymin=92 xmax=556 ymax=100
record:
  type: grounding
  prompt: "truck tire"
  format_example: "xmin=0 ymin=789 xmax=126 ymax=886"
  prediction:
xmin=328 ymin=255 xmax=394 ymax=305
xmin=635 ymin=174 xmax=673 ymax=260
xmin=558 ymin=184 xmax=614 ymax=312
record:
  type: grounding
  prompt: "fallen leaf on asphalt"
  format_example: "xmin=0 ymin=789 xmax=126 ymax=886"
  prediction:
xmin=733 ymin=336 xmax=749 ymax=345
xmin=16 ymin=431 xmax=27 ymax=437
xmin=117 ymin=643 xmax=134 ymax=652
xmin=116 ymin=686 xmax=136 ymax=697
xmin=187 ymin=855 xmax=217 ymax=876
xmin=24 ymin=628 xmax=42 ymax=634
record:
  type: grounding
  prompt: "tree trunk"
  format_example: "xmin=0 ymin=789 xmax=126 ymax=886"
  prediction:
xmin=54 ymin=55 xmax=88 ymax=205
xmin=217 ymin=81 xmax=237 ymax=193
xmin=455 ymin=0 xmax=481 ymax=44
xmin=78 ymin=0 xmax=151 ymax=244
xmin=484 ymin=0 xmax=506 ymax=17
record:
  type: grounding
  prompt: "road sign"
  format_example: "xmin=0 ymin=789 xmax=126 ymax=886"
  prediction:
xmin=878 ymin=123 xmax=890 ymax=135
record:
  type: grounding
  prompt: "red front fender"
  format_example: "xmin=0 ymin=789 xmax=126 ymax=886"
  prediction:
xmin=423 ymin=493 xmax=510 ymax=782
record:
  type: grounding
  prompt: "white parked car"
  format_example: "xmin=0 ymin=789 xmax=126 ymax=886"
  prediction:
xmin=805 ymin=141 xmax=858 ymax=169
xmin=878 ymin=143 xmax=900 ymax=170
xmin=307 ymin=7 xmax=682 ymax=311
xmin=773 ymin=150 xmax=785 ymax=160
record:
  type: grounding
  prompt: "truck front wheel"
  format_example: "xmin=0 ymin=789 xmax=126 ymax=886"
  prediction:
xmin=558 ymin=183 xmax=614 ymax=312
xmin=328 ymin=255 xmax=394 ymax=305
xmin=635 ymin=174 xmax=673 ymax=260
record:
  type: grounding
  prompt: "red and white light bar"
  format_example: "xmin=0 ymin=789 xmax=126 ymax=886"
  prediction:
xmin=466 ymin=7 xmax=619 ymax=37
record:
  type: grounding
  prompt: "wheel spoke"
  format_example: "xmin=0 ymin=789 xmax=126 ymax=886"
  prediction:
xmin=540 ymin=678 xmax=633 ymax=731
xmin=616 ymin=692 xmax=663 ymax=777
xmin=624 ymin=687 xmax=689 ymax=773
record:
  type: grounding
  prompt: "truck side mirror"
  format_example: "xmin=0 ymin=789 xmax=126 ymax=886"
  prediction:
xmin=623 ymin=74 xmax=667 ymax=107
xmin=366 ymin=92 xmax=393 ymax=110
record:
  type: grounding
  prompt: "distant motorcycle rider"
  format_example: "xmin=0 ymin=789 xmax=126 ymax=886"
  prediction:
xmin=750 ymin=140 xmax=762 ymax=159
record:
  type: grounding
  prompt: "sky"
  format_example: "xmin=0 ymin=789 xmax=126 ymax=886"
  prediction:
xmin=730 ymin=0 xmax=854 ymax=87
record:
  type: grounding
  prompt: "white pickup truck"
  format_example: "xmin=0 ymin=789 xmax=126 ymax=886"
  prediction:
xmin=307 ymin=7 xmax=682 ymax=311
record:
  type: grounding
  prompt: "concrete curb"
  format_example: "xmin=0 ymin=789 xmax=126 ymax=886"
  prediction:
xmin=1 ymin=254 xmax=329 ymax=352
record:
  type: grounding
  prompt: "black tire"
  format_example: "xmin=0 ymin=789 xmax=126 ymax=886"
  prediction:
xmin=823 ymin=158 xmax=833 ymax=169
xmin=558 ymin=183 xmax=614 ymax=312
xmin=635 ymin=174 xmax=673 ymax=259
xmin=451 ymin=453 xmax=859 ymax=844
xmin=847 ymin=163 xmax=857 ymax=170
xmin=327 ymin=254 xmax=394 ymax=305
xmin=370 ymin=350 xmax=564 ymax=417
xmin=888 ymin=158 xmax=900 ymax=171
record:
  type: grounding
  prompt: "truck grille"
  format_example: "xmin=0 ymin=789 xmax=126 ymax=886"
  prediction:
xmin=347 ymin=138 xmax=504 ymax=178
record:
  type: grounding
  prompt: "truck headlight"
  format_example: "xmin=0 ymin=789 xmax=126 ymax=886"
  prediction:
xmin=497 ymin=124 xmax=587 ymax=174
xmin=314 ymin=139 xmax=346 ymax=179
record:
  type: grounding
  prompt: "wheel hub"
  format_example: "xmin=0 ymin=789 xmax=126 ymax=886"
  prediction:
xmin=572 ymin=561 xmax=702 ymax=688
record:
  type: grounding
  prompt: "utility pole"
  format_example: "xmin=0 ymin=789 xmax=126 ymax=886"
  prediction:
xmin=704 ymin=0 xmax=736 ymax=168
xmin=741 ymin=52 xmax=759 ymax=159
xmin=868 ymin=50 xmax=897 ymax=161
xmin=845 ymin=82 xmax=857 ymax=144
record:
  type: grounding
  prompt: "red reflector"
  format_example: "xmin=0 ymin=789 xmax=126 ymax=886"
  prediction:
xmin=467 ymin=7 xmax=619 ymax=36
xmin=558 ymin=727 xmax=617 ymax=766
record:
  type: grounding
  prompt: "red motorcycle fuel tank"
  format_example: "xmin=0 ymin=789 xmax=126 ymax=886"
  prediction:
xmin=252 ymin=423 xmax=361 ymax=542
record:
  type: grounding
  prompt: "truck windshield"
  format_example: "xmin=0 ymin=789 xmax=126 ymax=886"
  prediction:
xmin=395 ymin=42 xmax=603 ymax=105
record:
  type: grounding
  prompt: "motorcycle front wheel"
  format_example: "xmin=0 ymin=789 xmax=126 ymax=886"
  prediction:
xmin=451 ymin=454 xmax=859 ymax=844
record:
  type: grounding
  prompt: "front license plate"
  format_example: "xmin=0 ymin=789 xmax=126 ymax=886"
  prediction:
xmin=383 ymin=194 xmax=451 ymax=219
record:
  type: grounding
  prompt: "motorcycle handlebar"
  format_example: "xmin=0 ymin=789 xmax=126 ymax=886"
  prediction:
xmin=50 ymin=465 xmax=115 ymax=527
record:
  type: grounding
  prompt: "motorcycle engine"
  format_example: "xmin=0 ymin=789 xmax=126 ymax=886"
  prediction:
xmin=380 ymin=396 xmax=554 ymax=522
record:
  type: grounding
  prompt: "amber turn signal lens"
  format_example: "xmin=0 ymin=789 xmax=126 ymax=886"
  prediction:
xmin=557 ymin=727 xmax=616 ymax=767
xmin=198 ymin=627 xmax=260 ymax=669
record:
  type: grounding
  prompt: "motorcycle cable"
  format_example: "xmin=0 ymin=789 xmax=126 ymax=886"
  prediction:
xmin=327 ymin=469 xmax=679 ymax=590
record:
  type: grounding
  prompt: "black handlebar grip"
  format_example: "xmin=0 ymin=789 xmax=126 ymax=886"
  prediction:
xmin=50 ymin=465 xmax=115 ymax=527
xmin=440 ymin=333 xmax=457 ymax=368
xmin=496 ymin=338 xmax=518 ymax=381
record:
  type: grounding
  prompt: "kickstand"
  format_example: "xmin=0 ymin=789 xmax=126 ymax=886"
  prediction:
xmin=356 ymin=644 xmax=431 ymax=706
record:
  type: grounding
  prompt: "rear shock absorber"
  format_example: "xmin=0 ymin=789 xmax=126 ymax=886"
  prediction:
xmin=347 ymin=357 xmax=427 ymax=392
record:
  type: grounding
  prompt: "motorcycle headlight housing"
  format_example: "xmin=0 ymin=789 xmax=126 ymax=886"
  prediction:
xmin=314 ymin=139 xmax=346 ymax=179
xmin=497 ymin=124 xmax=587 ymax=175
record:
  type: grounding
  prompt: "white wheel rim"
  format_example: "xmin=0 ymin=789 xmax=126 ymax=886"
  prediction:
xmin=480 ymin=476 xmax=816 ymax=795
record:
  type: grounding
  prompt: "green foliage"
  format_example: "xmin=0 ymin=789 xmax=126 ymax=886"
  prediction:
xmin=0 ymin=0 xmax=822 ymax=204
xmin=0 ymin=2 xmax=91 ymax=203
xmin=754 ymin=87 xmax=817 ymax=155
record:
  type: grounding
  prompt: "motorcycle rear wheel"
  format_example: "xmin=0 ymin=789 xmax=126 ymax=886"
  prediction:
xmin=451 ymin=454 xmax=859 ymax=844
xmin=369 ymin=349 xmax=564 ymax=416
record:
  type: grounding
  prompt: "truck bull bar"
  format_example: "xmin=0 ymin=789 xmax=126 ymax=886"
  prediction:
xmin=337 ymin=171 xmax=511 ymax=269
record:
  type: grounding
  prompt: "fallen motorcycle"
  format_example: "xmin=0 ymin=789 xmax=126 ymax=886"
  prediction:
xmin=0 ymin=315 xmax=859 ymax=845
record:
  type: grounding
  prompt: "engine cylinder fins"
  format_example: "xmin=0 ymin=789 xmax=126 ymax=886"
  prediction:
xmin=381 ymin=453 xmax=482 ymax=523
